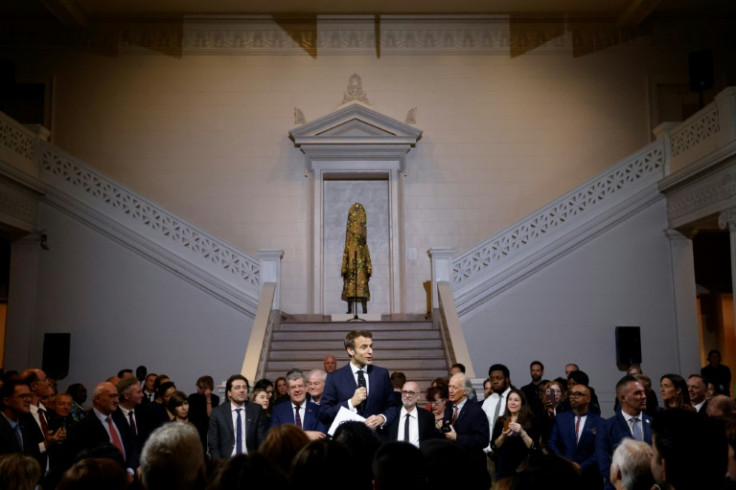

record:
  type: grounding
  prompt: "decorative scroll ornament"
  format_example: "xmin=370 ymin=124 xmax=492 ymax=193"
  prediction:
xmin=342 ymin=74 xmax=370 ymax=105
xmin=405 ymin=107 xmax=417 ymax=125
xmin=294 ymin=107 xmax=306 ymax=125
xmin=719 ymin=207 xmax=736 ymax=232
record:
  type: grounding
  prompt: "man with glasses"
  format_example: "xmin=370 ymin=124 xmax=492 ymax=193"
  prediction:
xmin=0 ymin=380 xmax=41 ymax=460
xmin=548 ymin=384 xmax=603 ymax=489
xmin=380 ymin=381 xmax=437 ymax=447
xmin=20 ymin=368 xmax=65 ymax=473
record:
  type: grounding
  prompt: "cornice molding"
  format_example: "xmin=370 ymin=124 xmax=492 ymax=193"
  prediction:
xmin=0 ymin=15 xmax=731 ymax=55
xmin=663 ymin=157 xmax=736 ymax=228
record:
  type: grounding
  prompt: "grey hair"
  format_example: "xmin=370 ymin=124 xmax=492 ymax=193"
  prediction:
xmin=308 ymin=369 xmax=327 ymax=382
xmin=286 ymin=370 xmax=307 ymax=384
xmin=463 ymin=375 xmax=476 ymax=400
xmin=611 ymin=438 xmax=653 ymax=490
xmin=141 ymin=422 xmax=204 ymax=490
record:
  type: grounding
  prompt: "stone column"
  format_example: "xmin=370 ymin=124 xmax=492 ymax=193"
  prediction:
xmin=664 ymin=228 xmax=700 ymax=374
xmin=258 ymin=249 xmax=283 ymax=311
xmin=427 ymin=248 xmax=453 ymax=310
xmin=719 ymin=208 xmax=736 ymax=334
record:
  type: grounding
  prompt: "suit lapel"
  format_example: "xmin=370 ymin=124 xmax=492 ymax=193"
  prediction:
xmin=578 ymin=414 xmax=595 ymax=445
xmin=344 ymin=365 xmax=358 ymax=390
xmin=226 ymin=402 xmax=236 ymax=436
xmin=304 ymin=403 xmax=316 ymax=430
xmin=617 ymin=412 xmax=631 ymax=437
xmin=417 ymin=409 xmax=428 ymax=439
xmin=642 ymin=414 xmax=652 ymax=442
xmin=0 ymin=417 xmax=22 ymax=452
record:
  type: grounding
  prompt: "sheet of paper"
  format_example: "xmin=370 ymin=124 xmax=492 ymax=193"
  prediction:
xmin=328 ymin=406 xmax=366 ymax=436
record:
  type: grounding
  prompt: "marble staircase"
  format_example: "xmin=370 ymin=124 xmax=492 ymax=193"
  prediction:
xmin=262 ymin=315 xmax=449 ymax=393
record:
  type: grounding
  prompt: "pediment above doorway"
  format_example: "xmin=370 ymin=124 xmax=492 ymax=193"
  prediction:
xmin=289 ymin=103 xmax=422 ymax=171
xmin=289 ymin=103 xmax=422 ymax=316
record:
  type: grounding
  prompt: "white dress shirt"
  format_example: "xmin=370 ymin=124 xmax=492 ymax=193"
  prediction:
xmin=397 ymin=406 xmax=420 ymax=447
xmin=230 ymin=403 xmax=248 ymax=456
xmin=481 ymin=387 xmax=511 ymax=452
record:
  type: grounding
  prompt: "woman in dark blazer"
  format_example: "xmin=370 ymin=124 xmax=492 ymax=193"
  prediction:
xmin=491 ymin=388 xmax=540 ymax=482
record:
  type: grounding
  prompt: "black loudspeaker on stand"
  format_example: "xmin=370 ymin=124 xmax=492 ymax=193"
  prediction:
xmin=616 ymin=326 xmax=641 ymax=368
xmin=689 ymin=49 xmax=714 ymax=109
xmin=42 ymin=333 xmax=70 ymax=380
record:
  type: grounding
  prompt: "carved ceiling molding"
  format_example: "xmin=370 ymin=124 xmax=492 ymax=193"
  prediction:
xmin=666 ymin=163 xmax=736 ymax=227
xmin=0 ymin=16 xmax=730 ymax=54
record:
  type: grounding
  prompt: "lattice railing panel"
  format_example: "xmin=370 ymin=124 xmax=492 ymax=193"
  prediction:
xmin=452 ymin=143 xmax=665 ymax=287
xmin=0 ymin=115 xmax=36 ymax=161
xmin=39 ymin=145 xmax=260 ymax=290
xmin=670 ymin=107 xmax=720 ymax=157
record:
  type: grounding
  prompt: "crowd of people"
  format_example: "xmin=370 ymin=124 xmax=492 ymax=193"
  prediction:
xmin=1 ymin=333 xmax=735 ymax=490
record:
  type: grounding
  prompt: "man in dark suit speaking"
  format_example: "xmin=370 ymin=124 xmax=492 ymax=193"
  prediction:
xmin=319 ymin=330 xmax=398 ymax=429
xmin=207 ymin=374 xmax=268 ymax=459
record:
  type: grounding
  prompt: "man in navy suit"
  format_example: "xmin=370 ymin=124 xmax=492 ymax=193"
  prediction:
xmin=442 ymin=373 xmax=491 ymax=489
xmin=595 ymin=375 xmax=652 ymax=490
xmin=271 ymin=371 xmax=326 ymax=440
xmin=319 ymin=330 xmax=398 ymax=428
xmin=0 ymin=380 xmax=42 ymax=462
xmin=380 ymin=381 xmax=438 ymax=447
xmin=547 ymin=384 xmax=603 ymax=489
xmin=207 ymin=375 xmax=268 ymax=459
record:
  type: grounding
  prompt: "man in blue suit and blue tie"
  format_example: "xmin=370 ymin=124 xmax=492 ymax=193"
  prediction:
xmin=319 ymin=330 xmax=398 ymax=429
xmin=595 ymin=375 xmax=652 ymax=490
xmin=547 ymin=383 xmax=603 ymax=489
xmin=271 ymin=371 xmax=327 ymax=440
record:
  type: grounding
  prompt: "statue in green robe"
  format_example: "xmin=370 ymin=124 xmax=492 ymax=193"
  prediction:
xmin=341 ymin=203 xmax=372 ymax=314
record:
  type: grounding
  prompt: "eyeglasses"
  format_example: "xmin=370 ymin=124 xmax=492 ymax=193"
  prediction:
xmin=401 ymin=391 xmax=417 ymax=397
xmin=431 ymin=399 xmax=446 ymax=406
xmin=569 ymin=392 xmax=588 ymax=398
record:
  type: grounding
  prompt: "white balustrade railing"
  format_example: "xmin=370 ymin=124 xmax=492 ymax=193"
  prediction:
xmin=0 ymin=114 xmax=37 ymax=162
xmin=38 ymin=143 xmax=262 ymax=293
xmin=0 ymin=111 xmax=266 ymax=313
xmin=669 ymin=105 xmax=720 ymax=158
xmin=451 ymin=141 xmax=666 ymax=290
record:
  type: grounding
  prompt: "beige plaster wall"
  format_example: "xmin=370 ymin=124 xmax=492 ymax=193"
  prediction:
xmin=6 ymin=31 xmax=689 ymax=313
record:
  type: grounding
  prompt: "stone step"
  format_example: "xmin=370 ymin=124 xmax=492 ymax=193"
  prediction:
xmin=272 ymin=329 xmax=441 ymax=341
xmin=262 ymin=369 xmax=449 ymax=388
xmin=268 ymin=348 xmax=446 ymax=360
xmin=270 ymin=339 xmax=443 ymax=351
xmin=261 ymin=316 xmax=449 ymax=396
xmin=278 ymin=321 xmax=433 ymax=332
xmin=266 ymin=358 xmax=448 ymax=373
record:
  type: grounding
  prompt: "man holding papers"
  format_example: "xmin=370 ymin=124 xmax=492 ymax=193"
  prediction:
xmin=319 ymin=330 xmax=398 ymax=429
